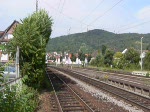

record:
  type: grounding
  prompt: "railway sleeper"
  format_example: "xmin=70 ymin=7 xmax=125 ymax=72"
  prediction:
xmin=60 ymin=102 xmax=80 ymax=104
xmin=51 ymin=108 xmax=59 ymax=112
xmin=62 ymin=107 xmax=85 ymax=111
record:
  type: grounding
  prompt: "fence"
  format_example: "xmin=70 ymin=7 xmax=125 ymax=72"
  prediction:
xmin=0 ymin=77 xmax=22 ymax=95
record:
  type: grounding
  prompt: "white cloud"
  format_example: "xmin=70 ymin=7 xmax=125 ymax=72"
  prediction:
xmin=137 ymin=5 xmax=150 ymax=20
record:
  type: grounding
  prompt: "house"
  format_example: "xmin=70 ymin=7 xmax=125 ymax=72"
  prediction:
xmin=0 ymin=20 xmax=19 ymax=63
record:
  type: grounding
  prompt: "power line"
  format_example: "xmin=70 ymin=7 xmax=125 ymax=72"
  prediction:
xmin=118 ymin=20 xmax=150 ymax=32
xmin=41 ymin=0 xmax=98 ymax=35
xmin=48 ymin=0 xmax=64 ymax=37
xmin=81 ymin=0 xmax=105 ymax=22
xmin=55 ymin=0 xmax=66 ymax=25
xmin=60 ymin=0 xmax=66 ymax=13
xmin=41 ymin=1 xmax=88 ymax=27
xmin=88 ymin=0 xmax=124 ymax=26
xmin=41 ymin=0 xmax=125 ymax=36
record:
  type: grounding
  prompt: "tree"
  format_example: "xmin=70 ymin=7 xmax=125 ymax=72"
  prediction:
xmin=101 ymin=45 xmax=107 ymax=56
xmin=118 ymin=48 xmax=140 ymax=69
xmin=113 ymin=52 xmax=123 ymax=68
xmin=113 ymin=52 xmax=123 ymax=59
xmin=124 ymin=48 xmax=140 ymax=64
xmin=70 ymin=53 xmax=76 ymax=62
xmin=104 ymin=49 xmax=114 ymax=66
xmin=95 ymin=54 xmax=104 ymax=67
xmin=144 ymin=52 xmax=150 ymax=70
xmin=78 ymin=51 xmax=85 ymax=61
xmin=7 ymin=10 xmax=52 ymax=89
xmin=146 ymin=44 xmax=150 ymax=51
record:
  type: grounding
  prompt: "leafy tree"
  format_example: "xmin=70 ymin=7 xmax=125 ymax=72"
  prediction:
xmin=70 ymin=53 xmax=76 ymax=62
xmin=7 ymin=10 xmax=52 ymax=89
xmin=104 ymin=49 xmax=114 ymax=66
xmin=118 ymin=48 xmax=140 ymax=69
xmin=143 ymin=52 xmax=150 ymax=70
xmin=146 ymin=44 xmax=150 ymax=51
xmin=113 ymin=52 xmax=123 ymax=59
xmin=95 ymin=54 xmax=104 ymax=67
xmin=101 ymin=45 xmax=107 ymax=55
xmin=78 ymin=51 xmax=85 ymax=61
xmin=124 ymin=48 xmax=140 ymax=64
xmin=78 ymin=43 xmax=92 ymax=54
xmin=113 ymin=52 xmax=123 ymax=68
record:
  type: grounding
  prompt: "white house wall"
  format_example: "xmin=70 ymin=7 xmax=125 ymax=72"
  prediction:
xmin=1 ymin=54 xmax=8 ymax=62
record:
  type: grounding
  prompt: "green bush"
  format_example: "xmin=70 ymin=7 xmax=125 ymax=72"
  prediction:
xmin=146 ymin=73 xmax=150 ymax=77
xmin=0 ymin=84 xmax=39 ymax=112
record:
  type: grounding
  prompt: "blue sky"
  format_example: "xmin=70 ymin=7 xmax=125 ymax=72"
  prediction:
xmin=1 ymin=0 xmax=150 ymax=38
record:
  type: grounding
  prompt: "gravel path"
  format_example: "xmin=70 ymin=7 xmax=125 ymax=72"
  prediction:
xmin=36 ymin=91 xmax=52 ymax=112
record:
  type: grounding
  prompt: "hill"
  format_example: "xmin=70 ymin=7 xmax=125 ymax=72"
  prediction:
xmin=46 ymin=29 xmax=150 ymax=53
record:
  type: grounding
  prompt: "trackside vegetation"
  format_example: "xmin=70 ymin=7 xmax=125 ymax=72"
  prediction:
xmin=0 ymin=9 xmax=53 ymax=112
xmin=7 ymin=9 xmax=52 ymax=89
xmin=90 ymin=46 xmax=150 ymax=72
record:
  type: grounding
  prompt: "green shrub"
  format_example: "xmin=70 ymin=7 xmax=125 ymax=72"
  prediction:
xmin=146 ymin=73 xmax=150 ymax=77
xmin=0 ymin=84 xmax=39 ymax=112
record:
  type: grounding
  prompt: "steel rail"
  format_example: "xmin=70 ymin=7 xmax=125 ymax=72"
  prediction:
xmin=55 ymin=72 xmax=95 ymax=112
xmin=53 ymin=67 xmax=150 ymax=112
xmin=47 ymin=71 xmax=63 ymax=112
xmin=47 ymin=69 xmax=95 ymax=112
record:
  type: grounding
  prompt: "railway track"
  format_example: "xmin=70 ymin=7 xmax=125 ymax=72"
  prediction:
xmin=52 ymin=67 xmax=150 ymax=112
xmin=68 ymin=67 xmax=150 ymax=97
xmin=72 ymin=67 xmax=150 ymax=86
xmin=47 ymin=69 xmax=95 ymax=112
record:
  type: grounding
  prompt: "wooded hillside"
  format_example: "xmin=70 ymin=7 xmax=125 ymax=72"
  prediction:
xmin=46 ymin=29 xmax=150 ymax=53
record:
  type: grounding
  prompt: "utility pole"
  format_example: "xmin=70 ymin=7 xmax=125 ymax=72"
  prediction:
xmin=15 ymin=46 xmax=19 ymax=78
xmin=87 ymin=25 xmax=89 ymax=32
xmin=141 ymin=37 xmax=143 ymax=71
xmin=68 ymin=27 xmax=71 ymax=35
xmin=36 ymin=0 xmax=38 ymax=12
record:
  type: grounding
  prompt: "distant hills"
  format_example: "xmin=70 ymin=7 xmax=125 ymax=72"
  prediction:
xmin=46 ymin=29 xmax=150 ymax=53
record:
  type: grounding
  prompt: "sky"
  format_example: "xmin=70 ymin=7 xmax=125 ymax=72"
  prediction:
xmin=1 ymin=0 xmax=150 ymax=38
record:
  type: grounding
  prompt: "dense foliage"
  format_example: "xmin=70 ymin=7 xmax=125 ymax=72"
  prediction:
xmin=143 ymin=52 xmax=150 ymax=70
xmin=89 ymin=47 xmax=150 ymax=70
xmin=47 ymin=29 xmax=150 ymax=53
xmin=104 ymin=49 xmax=114 ymax=66
xmin=7 ymin=10 xmax=52 ymax=89
xmin=0 ymin=84 xmax=38 ymax=112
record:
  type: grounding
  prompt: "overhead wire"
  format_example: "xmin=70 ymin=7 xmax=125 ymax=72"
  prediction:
xmin=118 ymin=20 xmax=150 ymax=32
xmin=41 ymin=0 xmax=91 ymax=31
xmin=42 ymin=0 xmax=116 ymax=36
xmin=49 ymin=0 xmax=65 ymax=37
xmin=88 ymin=0 xmax=124 ymax=26
xmin=42 ymin=0 xmax=150 ymax=37
xmin=81 ymin=0 xmax=105 ymax=22
xmin=53 ymin=0 xmax=66 ymax=30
